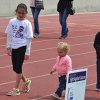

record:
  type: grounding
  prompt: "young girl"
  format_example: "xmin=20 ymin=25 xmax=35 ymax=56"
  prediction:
xmin=50 ymin=42 xmax=72 ymax=99
xmin=5 ymin=3 xmax=33 ymax=96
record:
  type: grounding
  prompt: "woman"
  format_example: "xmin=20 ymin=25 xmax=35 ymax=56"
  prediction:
xmin=94 ymin=32 xmax=100 ymax=91
xmin=30 ymin=0 xmax=44 ymax=38
xmin=57 ymin=0 xmax=74 ymax=39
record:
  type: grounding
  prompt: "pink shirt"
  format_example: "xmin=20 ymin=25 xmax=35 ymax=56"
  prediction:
xmin=52 ymin=55 xmax=72 ymax=76
xmin=30 ymin=0 xmax=35 ymax=7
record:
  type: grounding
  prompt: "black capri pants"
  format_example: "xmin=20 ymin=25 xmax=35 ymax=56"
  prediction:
xmin=11 ymin=46 xmax=26 ymax=74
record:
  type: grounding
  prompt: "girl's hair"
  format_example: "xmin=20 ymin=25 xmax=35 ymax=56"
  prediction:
xmin=16 ymin=3 xmax=28 ymax=13
xmin=57 ymin=42 xmax=70 ymax=53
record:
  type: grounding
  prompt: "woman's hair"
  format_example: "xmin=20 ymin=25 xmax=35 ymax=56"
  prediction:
xmin=16 ymin=3 xmax=28 ymax=13
xmin=57 ymin=42 xmax=70 ymax=53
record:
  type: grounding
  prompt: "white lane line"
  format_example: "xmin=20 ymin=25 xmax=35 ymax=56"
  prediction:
xmin=0 ymin=64 xmax=96 ymax=86
xmin=86 ymin=83 xmax=96 ymax=87
xmin=0 ymin=73 xmax=50 ymax=86
xmin=31 ymin=82 xmax=96 ymax=100
xmin=0 ymin=33 xmax=95 ymax=46
xmin=31 ymin=94 xmax=52 ymax=100
xmin=30 ymin=41 xmax=93 ymax=52
xmin=0 ymin=51 xmax=95 ymax=69
xmin=0 ymin=42 xmax=93 ymax=57
xmin=0 ymin=40 xmax=94 ymax=56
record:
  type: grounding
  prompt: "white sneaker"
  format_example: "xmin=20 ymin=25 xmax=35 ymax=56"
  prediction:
xmin=33 ymin=34 xmax=40 ymax=38
xmin=96 ymin=88 xmax=100 ymax=91
xmin=52 ymin=93 xmax=61 ymax=99
xmin=6 ymin=88 xmax=20 ymax=96
xmin=62 ymin=90 xmax=65 ymax=96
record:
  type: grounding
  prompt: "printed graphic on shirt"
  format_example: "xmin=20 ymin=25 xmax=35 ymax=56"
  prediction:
xmin=12 ymin=25 xmax=24 ymax=39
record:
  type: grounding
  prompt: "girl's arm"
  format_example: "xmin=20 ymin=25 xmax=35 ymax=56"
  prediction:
xmin=6 ymin=33 xmax=12 ymax=56
xmin=50 ymin=66 xmax=56 ymax=74
xmin=25 ymin=21 xmax=33 ymax=59
xmin=50 ymin=57 xmax=58 ymax=74
xmin=6 ymin=20 xmax=12 ymax=49
xmin=25 ymin=38 xmax=32 ymax=60
xmin=50 ymin=70 xmax=56 ymax=74
xmin=5 ymin=19 xmax=12 ymax=56
xmin=7 ymin=33 xmax=12 ymax=49
xmin=66 ymin=56 xmax=72 ymax=72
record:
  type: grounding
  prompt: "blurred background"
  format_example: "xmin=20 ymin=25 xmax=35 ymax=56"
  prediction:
xmin=0 ymin=0 xmax=100 ymax=17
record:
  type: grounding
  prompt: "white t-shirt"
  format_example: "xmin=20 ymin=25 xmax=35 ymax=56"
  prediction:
xmin=5 ymin=18 xmax=33 ymax=55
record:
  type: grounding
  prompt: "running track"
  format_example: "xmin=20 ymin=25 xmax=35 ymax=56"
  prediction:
xmin=0 ymin=13 xmax=100 ymax=100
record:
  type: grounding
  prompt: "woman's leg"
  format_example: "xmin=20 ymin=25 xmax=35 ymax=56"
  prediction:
xmin=33 ymin=8 xmax=41 ymax=36
xmin=31 ymin=7 xmax=35 ymax=13
xmin=59 ymin=9 xmax=69 ymax=38
xmin=31 ymin=7 xmax=36 ymax=37
xmin=59 ymin=12 xmax=63 ymax=37
xmin=96 ymin=58 xmax=100 ymax=89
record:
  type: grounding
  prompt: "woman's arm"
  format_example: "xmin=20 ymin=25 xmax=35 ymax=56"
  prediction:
xmin=94 ymin=32 xmax=100 ymax=52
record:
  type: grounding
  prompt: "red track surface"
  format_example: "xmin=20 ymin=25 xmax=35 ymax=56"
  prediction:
xmin=0 ymin=13 xmax=100 ymax=100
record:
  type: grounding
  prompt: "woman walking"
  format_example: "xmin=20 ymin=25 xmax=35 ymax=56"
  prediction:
xmin=30 ymin=0 xmax=44 ymax=38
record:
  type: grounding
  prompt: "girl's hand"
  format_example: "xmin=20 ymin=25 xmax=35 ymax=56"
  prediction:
xmin=7 ymin=48 xmax=12 ymax=56
xmin=50 ymin=70 xmax=54 ymax=74
xmin=24 ymin=55 xmax=29 ymax=60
